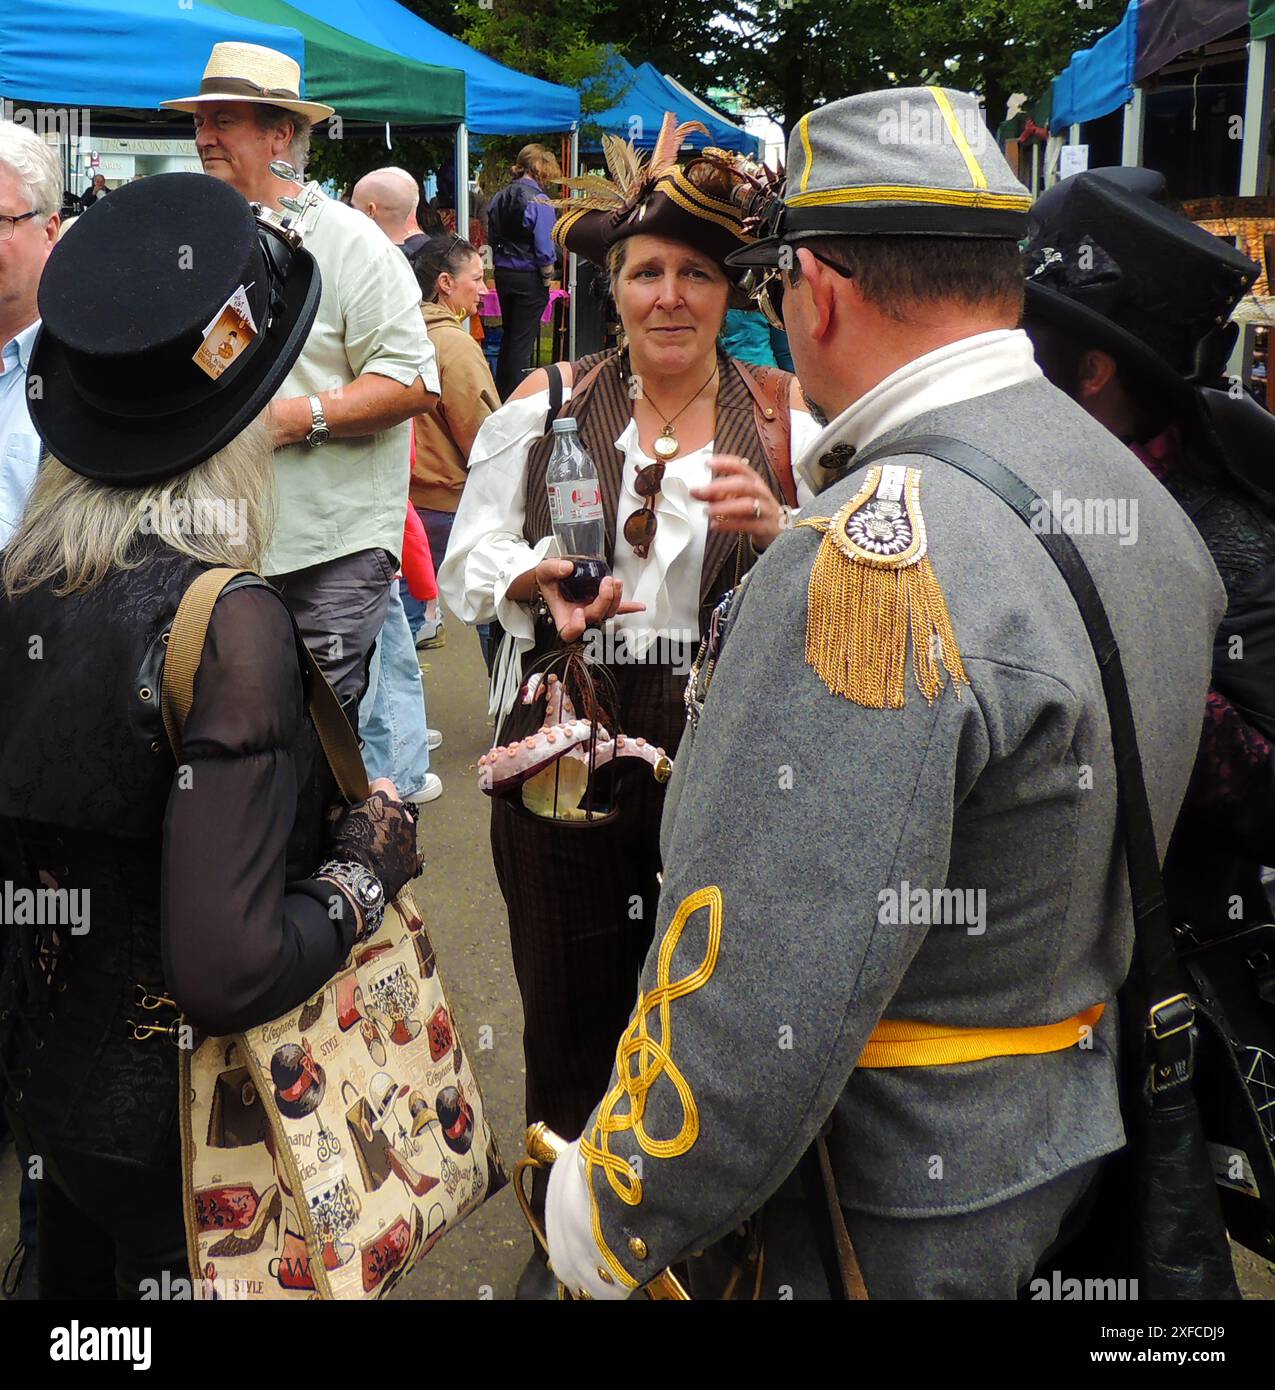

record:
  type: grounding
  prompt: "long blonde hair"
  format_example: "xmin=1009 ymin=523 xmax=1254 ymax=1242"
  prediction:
xmin=2 ymin=415 xmax=277 ymax=598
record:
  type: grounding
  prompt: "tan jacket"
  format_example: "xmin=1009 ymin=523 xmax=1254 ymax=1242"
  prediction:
xmin=410 ymin=301 xmax=501 ymax=513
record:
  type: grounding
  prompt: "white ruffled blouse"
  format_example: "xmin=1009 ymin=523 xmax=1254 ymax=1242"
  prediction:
xmin=437 ymin=383 xmax=821 ymax=718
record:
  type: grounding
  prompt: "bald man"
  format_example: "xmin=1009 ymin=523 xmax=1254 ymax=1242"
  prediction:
xmin=352 ymin=167 xmax=428 ymax=258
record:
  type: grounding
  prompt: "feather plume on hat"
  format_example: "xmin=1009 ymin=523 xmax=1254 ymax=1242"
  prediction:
xmin=549 ymin=112 xmax=775 ymax=278
xmin=552 ymin=114 xmax=708 ymax=214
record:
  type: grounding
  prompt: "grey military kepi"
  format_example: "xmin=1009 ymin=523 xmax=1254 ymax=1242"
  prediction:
xmin=726 ymin=85 xmax=1033 ymax=267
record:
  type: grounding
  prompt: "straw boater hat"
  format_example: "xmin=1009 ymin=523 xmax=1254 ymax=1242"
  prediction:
xmin=551 ymin=113 xmax=775 ymax=284
xmin=162 ymin=41 xmax=333 ymax=123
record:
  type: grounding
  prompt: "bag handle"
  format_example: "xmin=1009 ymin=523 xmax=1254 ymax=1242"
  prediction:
xmin=847 ymin=433 xmax=1194 ymax=1089
xmin=160 ymin=566 xmax=370 ymax=807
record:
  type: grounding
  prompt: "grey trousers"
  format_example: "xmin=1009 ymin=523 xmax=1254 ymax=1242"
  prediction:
xmin=267 ymin=547 xmax=396 ymax=708
xmin=689 ymin=1157 xmax=1103 ymax=1300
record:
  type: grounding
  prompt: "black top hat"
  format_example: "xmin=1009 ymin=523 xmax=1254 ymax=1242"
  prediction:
xmin=30 ymin=172 xmax=320 ymax=485
xmin=1022 ymin=171 xmax=1259 ymax=402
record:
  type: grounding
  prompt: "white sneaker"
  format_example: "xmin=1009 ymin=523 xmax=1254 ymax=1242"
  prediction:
xmin=415 ymin=613 xmax=445 ymax=650
xmin=427 ymin=728 xmax=443 ymax=751
xmin=405 ymin=773 xmax=442 ymax=804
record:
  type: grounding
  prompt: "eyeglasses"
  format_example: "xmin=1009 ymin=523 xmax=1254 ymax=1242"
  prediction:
xmin=749 ymin=246 xmax=856 ymax=330
xmin=0 ymin=210 xmax=39 ymax=244
xmin=623 ymin=461 xmax=665 ymax=559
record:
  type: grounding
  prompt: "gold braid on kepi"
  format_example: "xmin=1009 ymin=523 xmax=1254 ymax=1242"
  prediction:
xmin=549 ymin=113 xmax=774 ymax=281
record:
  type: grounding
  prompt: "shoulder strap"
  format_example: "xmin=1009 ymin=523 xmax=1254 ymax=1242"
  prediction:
xmin=849 ymin=433 xmax=1194 ymax=1096
xmin=544 ymin=362 xmax=563 ymax=435
xmin=729 ymin=360 xmax=796 ymax=507
xmin=161 ymin=567 xmax=370 ymax=806
xmin=540 ymin=357 xmax=612 ymax=438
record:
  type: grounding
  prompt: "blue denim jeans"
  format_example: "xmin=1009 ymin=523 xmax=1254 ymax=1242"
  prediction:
xmin=358 ymin=581 xmax=431 ymax=796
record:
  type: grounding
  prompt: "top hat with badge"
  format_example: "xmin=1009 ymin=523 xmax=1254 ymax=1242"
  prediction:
xmin=1021 ymin=169 xmax=1259 ymax=402
xmin=550 ymin=113 xmax=777 ymax=286
xmin=29 ymin=170 xmax=320 ymax=485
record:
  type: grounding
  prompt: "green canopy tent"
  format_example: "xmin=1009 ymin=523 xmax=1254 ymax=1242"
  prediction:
xmin=200 ymin=0 xmax=465 ymax=126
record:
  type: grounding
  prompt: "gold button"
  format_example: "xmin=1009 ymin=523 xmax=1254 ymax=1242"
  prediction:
xmin=628 ymin=1237 xmax=648 ymax=1260
xmin=596 ymin=1266 xmax=614 ymax=1285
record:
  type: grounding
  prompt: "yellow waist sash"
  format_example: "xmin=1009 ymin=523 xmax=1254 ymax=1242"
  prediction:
xmin=857 ymin=1004 xmax=1105 ymax=1068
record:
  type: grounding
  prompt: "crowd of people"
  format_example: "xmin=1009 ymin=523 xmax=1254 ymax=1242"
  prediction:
xmin=1 ymin=36 xmax=1273 ymax=1304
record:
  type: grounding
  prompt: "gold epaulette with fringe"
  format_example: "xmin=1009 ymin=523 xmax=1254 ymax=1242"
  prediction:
xmin=796 ymin=464 xmax=969 ymax=708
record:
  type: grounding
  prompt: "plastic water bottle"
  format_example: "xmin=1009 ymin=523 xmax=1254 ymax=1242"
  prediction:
xmin=546 ymin=418 xmax=609 ymax=603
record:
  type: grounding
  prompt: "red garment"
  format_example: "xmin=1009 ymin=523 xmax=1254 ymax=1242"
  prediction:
xmin=401 ymin=434 xmax=437 ymax=601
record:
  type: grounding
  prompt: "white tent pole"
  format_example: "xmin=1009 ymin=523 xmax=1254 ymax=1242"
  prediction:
xmin=567 ymin=124 xmax=579 ymax=361
xmin=455 ymin=122 xmax=469 ymax=239
xmin=1240 ymin=37 xmax=1270 ymax=196
xmin=1230 ymin=37 xmax=1272 ymax=382
xmin=1030 ymin=141 xmax=1040 ymax=197
xmin=1121 ymin=86 xmax=1145 ymax=166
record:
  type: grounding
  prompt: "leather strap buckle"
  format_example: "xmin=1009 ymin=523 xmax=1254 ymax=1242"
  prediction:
xmin=1147 ymin=992 xmax=1194 ymax=1040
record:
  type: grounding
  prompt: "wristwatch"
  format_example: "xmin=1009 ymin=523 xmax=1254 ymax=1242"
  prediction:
xmin=317 ymin=860 xmax=385 ymax=942
xmin=305 ymin=394 xmax=331 ymax=448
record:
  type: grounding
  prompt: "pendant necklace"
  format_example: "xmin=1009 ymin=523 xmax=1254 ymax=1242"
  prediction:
xmin=644 ymin=365 xmax=719 ymax=460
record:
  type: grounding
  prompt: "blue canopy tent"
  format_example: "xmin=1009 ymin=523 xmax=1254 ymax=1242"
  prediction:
xmin=275 ymin=0 xmax=579 ymax=135
xmin=582 ymin=52 xmax=760 ymax=157
xmin=0 ymin=0 xmax=305 ymax=111
xmin=1052 ymin=0 xmax=1140 ymax=127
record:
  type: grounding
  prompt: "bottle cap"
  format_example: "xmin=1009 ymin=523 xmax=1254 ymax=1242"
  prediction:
xmin=551 ymin=417 xmax=578 ymax=434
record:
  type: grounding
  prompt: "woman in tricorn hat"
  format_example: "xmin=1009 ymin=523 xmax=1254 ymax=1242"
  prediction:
xmin=0 ymin=173 xmax=420 ymax=1298
xmin=439 ymin=115 xmax=820 ymax=1294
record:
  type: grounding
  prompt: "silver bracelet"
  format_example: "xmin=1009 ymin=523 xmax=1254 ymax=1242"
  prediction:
xmin=315 ymin=860 xmax=386 ymax=943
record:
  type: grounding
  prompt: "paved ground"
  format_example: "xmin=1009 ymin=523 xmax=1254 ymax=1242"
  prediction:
xmin=1 ymin=595 xmax=1272 ymax=1300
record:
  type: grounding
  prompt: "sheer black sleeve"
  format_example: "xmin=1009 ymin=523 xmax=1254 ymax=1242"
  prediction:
xmin=161 ymin=585 xmax=354 ymax=1034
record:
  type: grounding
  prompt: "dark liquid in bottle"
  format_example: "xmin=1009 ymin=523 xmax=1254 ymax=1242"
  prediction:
xmin=560 ymin=557 xmax=610 ymax=604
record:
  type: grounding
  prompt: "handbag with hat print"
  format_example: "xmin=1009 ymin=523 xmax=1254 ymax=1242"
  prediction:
xmin=166 ymin=568 xmax=507 ymax=1299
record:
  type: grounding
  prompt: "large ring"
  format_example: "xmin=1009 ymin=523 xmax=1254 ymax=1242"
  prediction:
xmin=751 ymin=498 xmax=762 ymax=520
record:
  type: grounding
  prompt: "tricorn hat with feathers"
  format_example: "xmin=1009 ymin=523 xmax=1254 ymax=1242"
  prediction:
xmin=551 ymin=113 xmax=777 ymax=283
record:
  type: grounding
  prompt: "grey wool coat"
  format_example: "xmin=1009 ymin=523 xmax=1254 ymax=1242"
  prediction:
xmin=571 ymin=373 xmax=1226 ymax=1299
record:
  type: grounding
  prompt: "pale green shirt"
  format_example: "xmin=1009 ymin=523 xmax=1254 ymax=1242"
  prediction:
xmin=265 ymin=183 xmax=440 ymax=575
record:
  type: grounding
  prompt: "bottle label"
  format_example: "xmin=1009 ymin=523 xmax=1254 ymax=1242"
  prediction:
xmin=547 ymin=481 xmax=603 ymax=525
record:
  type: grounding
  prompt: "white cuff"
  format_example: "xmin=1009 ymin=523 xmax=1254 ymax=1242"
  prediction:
xmin=545 ymin=1140 xmax=631 ymax=1301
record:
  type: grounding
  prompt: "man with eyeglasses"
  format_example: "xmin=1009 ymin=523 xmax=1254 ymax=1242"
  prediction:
xmin=0 ymin=121 xmax=60 ymax=552
xmin=543 ymin=89 xmax=1230 ymax=1300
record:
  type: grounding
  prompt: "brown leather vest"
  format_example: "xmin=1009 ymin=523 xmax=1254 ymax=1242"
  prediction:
xmin=522 ymin=348 xmax=792 ymax=633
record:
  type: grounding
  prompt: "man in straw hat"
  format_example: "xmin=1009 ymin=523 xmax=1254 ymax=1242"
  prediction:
xmin=542 ymin=89 xmax=1230 ymax=1299
xmin=164 ymin=43 xmax=440 ymax=705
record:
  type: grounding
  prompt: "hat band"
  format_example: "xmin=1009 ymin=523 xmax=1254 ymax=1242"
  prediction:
xmin=199 ymin=75 xmax=303 ymax=103
xmin=783 ymin=203 xmax=1029 ymax=239
xmin=788 ymin=185 xmax=1032 ymax=213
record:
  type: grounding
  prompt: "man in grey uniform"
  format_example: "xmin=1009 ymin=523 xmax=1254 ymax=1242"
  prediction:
xmin=540 ymin=88 xmax=1228 ymax=1300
